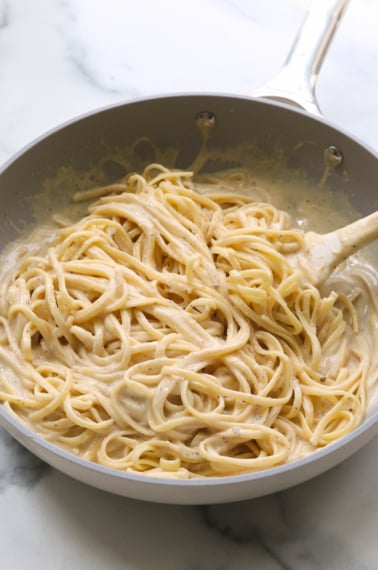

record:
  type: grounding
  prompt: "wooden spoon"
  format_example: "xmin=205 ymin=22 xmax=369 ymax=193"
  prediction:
xmin=293 ymin=210 xmax=378 ymax=285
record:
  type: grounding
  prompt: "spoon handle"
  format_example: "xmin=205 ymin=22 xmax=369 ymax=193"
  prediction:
xmin=335 ymin=210 xmax=378 ymax=260
xmin=304 ymin=210 xmax=378 ymax=283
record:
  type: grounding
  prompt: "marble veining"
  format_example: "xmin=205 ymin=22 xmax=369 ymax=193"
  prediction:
xmin=0 ymin=1 xmax=9 ymax=29
xmin=0 ymin=428 xmax=48 ymax=493
xmin=202 ymin=438 xmax=378 ymax=569
xmin=0 ymin=1 xmax=377 ymax=568
xmin=201 ymin=498 xmax=364 ymax=570
xmin=57 ymin=1 xmax=139 ymax=97
xmin=55 ymin=0 xmax=306 ymax=97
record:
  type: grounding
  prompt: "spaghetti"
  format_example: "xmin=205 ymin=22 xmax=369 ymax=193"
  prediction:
xmin=0 ymin=164 xmax=377 ymax=478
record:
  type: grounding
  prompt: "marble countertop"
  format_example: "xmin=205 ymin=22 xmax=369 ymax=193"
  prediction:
xmin=0 ymin=0 xmax=377 ymax=568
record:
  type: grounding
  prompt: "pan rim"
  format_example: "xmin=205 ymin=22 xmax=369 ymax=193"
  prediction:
xmin=0 ymin=401 xmax=376 ymax=490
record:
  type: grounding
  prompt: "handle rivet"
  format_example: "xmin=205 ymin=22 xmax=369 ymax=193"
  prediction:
xmin=195 ymin=111 xmax=217 ymax=136
xmin=325 ymin=145 xmax=343 ymax=166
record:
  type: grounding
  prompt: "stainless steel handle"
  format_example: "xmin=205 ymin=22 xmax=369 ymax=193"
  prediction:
xmin=252 ymin=0 xmax=349 ymax=116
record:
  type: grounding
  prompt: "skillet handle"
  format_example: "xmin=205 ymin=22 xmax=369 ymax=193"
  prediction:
xmin=252 ymin=0 xmax=349 ymax=116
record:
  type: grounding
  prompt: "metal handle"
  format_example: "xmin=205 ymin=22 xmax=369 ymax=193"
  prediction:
xmin=252 ymin=0 xmax=349 ymax=116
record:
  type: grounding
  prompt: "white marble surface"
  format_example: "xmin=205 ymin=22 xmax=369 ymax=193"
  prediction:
xmin=0 ymin=0 xmax=377 ymax=568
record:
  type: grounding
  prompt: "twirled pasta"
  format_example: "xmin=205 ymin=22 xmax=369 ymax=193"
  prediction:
xmin=0 ymin=164 xmax=377 ymax=478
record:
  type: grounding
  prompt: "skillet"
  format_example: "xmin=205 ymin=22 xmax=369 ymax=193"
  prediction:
xmin=0 ymin=0 xmax=376 ymax=504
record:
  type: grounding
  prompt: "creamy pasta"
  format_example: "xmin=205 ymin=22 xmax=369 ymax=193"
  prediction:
xmin=0 ymin=163 xmax=377 ymax=478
